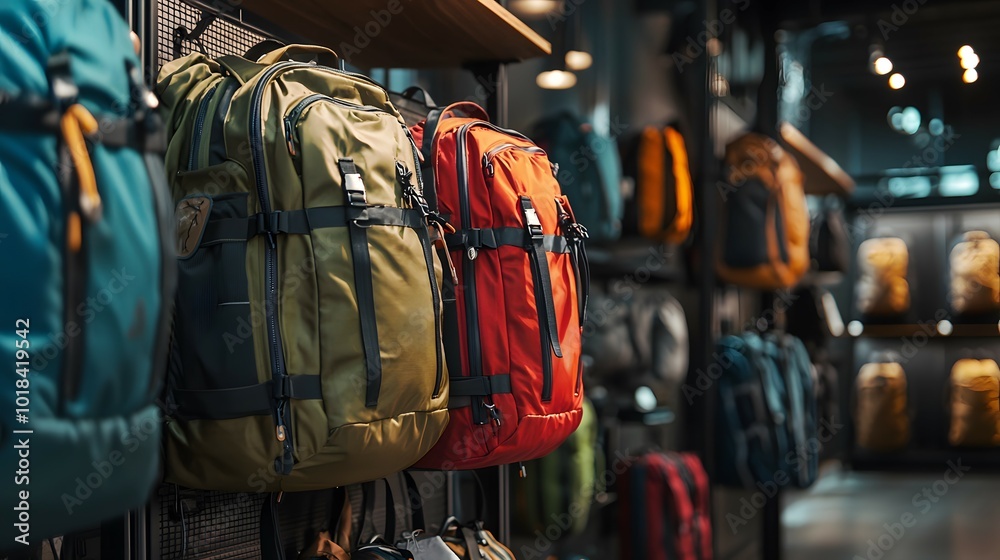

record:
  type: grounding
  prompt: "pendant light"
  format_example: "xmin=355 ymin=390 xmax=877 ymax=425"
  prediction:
xmin=536 ymin=5 xmax=577 ymax=90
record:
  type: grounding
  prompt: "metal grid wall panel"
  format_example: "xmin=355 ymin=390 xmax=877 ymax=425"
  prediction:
xmin=156 ymin=484 xmax=267 ymax=560
xmin=156 ymin=0 xmax=267 ymax=68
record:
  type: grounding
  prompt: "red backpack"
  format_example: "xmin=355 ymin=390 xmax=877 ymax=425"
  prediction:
xmin=411 ymin=102 xmax=587 ymax=470
xmin=620 ymin=452 xmax=713 ymax=560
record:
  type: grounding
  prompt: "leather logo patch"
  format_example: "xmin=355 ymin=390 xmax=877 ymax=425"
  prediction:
xmin=175 ymin=195 xmax=212 ymax=259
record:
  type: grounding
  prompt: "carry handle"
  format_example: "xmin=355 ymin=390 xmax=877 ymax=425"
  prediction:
xmin=401 ymin=471 xmax=426 ymax=531
xmin=400 ymin=86 xmax=437 ymax=108
xmin=257 ymin=44 xmax=340 ymax=67
xmin=360 ymin=479 xmax=396 ymax=546
xmin=218 ymin=44 xmax=340 ymax=85
xmin=419 ymin=101 xmax=489 ymax=164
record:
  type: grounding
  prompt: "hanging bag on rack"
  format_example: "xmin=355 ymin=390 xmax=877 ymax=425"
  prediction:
xmin=411 ymin=101 xmax=588 ymax=470
xmin=396 ymin=472 xmax=462 ymax=560
xmin=714 ymin=332 xmax=818 ymax=489
xmin=0 ymin=0 xmax=174 ymax=545
xmin=156 ymin=45 xmax=450 ymax=492
xmin=716 ymin=132 xmax=810 ymax=289
xmin=532 ymin=111 xmax=624 ymax=242
xmin=619 ymin=451 xmax=712 ymax=560
xmin=514 ymin=398 xmax=602 ymax=537
xmin=619 ymin=124 xmax=694 ymax=245
xmin=856 ymin=237 xmax=910 ymax=317
xmin=582 ymin=284 xmax=689 ymax=386
xmin=440 ymin=517 xmax=517 ymax=560
xmin=949 ymin=231 xmax=1000 ymax=315
xmin=854 ymin=358 xmax=910 ymax=451
xmin=948 ymin=358 xmax=1000 ymax=447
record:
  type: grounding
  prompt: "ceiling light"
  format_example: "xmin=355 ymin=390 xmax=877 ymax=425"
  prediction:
xmin=961 ymin=53 xmax=980 ymax=69
xmin=963 ymin=68 xmax=979 ymax=83
xmin=958 ymin=45 xmax=975 ymax=59
xmin=565 ymin=50 xmax=592 ymax=71
xmin=889 ymin=73 xmax=906 ymax=89
xmin=508 ymin=0 xmax=561 ymax=17
xmin=536 ymin=69 xmax=577 ymax=90
xmin=874 ymin=57 xmax=893 ymax=75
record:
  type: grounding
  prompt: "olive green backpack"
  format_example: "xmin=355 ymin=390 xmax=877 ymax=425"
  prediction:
xmin=514 ymin=398 xmax=601 ymax=537
xmin=156 ymin=45 xmax=450 ymax=492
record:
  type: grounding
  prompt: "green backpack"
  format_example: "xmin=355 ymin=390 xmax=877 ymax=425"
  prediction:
xmin=0 ymin=0 xmax=173 ymax=546
xmin=514 ymin=399 xmax=601 ymax=537
xmin=156 ymin=45 xmax=449 ymax=492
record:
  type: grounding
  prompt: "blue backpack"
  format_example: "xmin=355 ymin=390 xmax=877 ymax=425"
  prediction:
xmin=532 ymin=112 xmax=623 ymax=242
xmin=0 ymin=0 xmax=173 ymax=546
xmin=714 ymin=332 xmax=818 ymax=490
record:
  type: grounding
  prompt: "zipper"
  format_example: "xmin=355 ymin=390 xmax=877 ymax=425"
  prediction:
xmin=457 ymin=123 xmax=489 ymax=426
xmin=481 ymin=143 xmax=545 ymax=177
xmin=249 ymin=60 xmax=297 ymax=475
xmin=284 ymin=94 xmax=391 ymax=157
xmin=187 ymin=83 xmax=219 ymax=171
xmin=61 ymin=188 xmax=87 ymax=410
xmin=399 ymin=159 xmax=444 ymax=398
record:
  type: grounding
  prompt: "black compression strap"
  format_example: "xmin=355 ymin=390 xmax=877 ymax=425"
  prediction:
xmin=340 ymin=158 xmax=383 ymax=408
xmin=171 ymin=375 xmax=322 ymax=420
xmin=445 ymin=228 xmax=570 ymax=253
xmin=200 ymin=206 xmax=424 ymax=245
xmin=448 ymin=375 xmax=512 ymax=397
xmin=520 ymin=197 xmax=563 ymax=359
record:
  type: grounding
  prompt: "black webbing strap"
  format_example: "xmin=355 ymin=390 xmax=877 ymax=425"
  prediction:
xmin=340 ymin=158 xmax=383 ymax=408
xmin=520 ymin=197 xmax=562 ymax=358
xmin=200 ymin=206 xmax=424 ymax=245
xmin=555 ymin=197 xmax=590 ymax=325
xmin=260 ymin=492 xmax=286 ymax=560
xmin=445 ymin=227 xmax=570 ymax=254
xmin=360 ymin=479 xmax=396 ymax=545
xmin=171 ymin=375 xmax=322 ymax=420
xmin=401 ymin=471 xmax=425 ymax=531
xmin=449 ymin=374 xmax=512 ymax=397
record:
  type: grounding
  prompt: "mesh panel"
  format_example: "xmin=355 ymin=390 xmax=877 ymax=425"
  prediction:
xmin=156 ymin=0 xmax=268 ymax=68
xmin=155 ymin=484 xmax=266 ymax=560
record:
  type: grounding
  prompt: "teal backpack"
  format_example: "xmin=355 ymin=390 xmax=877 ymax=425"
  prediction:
xmin=533 ymin=112 xmax=623 ymax=242
xmin=0 ymin=0 xmax=173 ymax=546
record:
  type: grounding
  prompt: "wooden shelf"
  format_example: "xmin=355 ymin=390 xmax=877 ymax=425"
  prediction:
xmin=780 ymin=122 xmax=855 ymax=197
xmin=236 ymin=0 xmax=551 ymax=68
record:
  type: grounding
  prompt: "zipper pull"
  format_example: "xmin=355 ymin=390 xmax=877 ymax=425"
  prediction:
xmin=283 ymin=118 xmax=296 ymax=156
xmin=481 ymin=153 xmax=495 ymax=177
xmin=430 ymin=222 xmax=459 ymax=286
xmin=275 ymin=425 xmax=287 ymax=441
xmin=518 ymin=462 xmax=527 ymax=478
xmin=483 ymin=401 xmax=501 ymax=427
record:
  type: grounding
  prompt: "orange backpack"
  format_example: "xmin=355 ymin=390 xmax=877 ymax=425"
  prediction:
xmin=620 ymin=124 xmax=694 ymax=245
xmin=411 ymin=103 xmax=586 ymax=469
xmin=717 ymin=132 xmax=809 ymax=289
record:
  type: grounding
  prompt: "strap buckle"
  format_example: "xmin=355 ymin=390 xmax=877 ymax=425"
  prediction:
xmin=273 ymin=376 xmax=291 ymax=399
xmin=255 ymin=211 xmax=285 ymax=236
xmin=519 ymin=196 xmax=543 ymax=241
xmin=344 ymin=173 xmax=367 ymax=207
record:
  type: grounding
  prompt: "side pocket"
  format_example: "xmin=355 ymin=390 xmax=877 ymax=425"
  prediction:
xmin=170 ymin=187 xmax=258 ymax=402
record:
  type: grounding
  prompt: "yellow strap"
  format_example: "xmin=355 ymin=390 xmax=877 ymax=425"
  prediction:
xmin=60 ymin=104 xmax=101 ymax=222
xmin=664 ymin=126 xmax=693 ymax=244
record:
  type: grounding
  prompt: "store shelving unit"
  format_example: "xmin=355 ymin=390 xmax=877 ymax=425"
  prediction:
xmin=842 ymin=196 xmax=1000 ymax=473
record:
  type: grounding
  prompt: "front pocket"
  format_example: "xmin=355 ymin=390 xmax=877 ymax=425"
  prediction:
xmin=169 ymin=191 xmax=258 ymax=404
